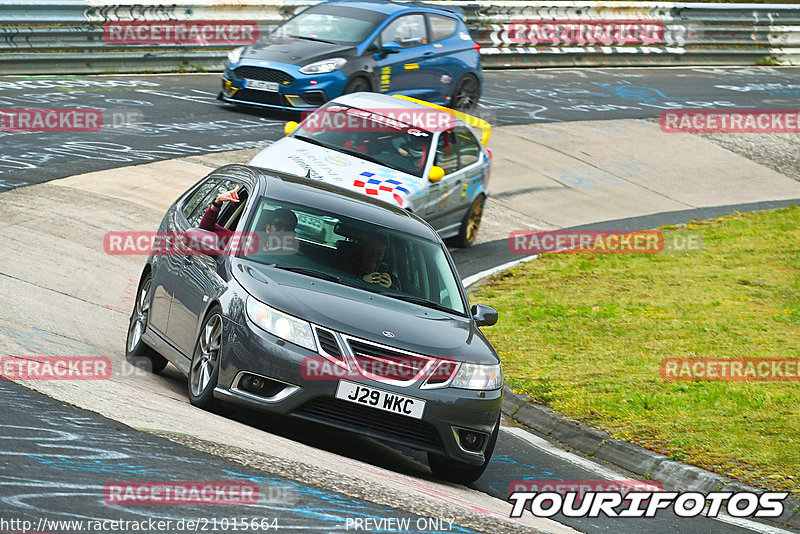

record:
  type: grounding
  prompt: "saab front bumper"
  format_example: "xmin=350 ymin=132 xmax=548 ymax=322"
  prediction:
xmin=214 ymin=311 xmax=502 ymax=465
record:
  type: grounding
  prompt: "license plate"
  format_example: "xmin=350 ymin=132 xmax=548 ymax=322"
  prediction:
xmin=244 ymin=79 xmax=279 ymax=92
xmin=335 ymin=380 xmax=426 ymax=419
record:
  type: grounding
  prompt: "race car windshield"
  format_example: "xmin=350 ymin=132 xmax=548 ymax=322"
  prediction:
xmin=241 ymin=197 xmax=466 ymax=316
xmin=274 ymin=6 xmax=387 ymax=46
xmin=292 ymin=104 xmax=435 ymax=178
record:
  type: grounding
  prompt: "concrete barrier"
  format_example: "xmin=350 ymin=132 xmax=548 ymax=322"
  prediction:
xmin=0 ymin=1 xmax=799 ymax=74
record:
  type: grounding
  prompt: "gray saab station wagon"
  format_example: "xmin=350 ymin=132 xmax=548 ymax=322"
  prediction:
xmin=126 ymin=164 xmax=502 ymax=483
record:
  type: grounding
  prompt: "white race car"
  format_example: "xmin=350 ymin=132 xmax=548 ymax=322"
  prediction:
xmin=249 ymin=92 xmax=492 ymax=247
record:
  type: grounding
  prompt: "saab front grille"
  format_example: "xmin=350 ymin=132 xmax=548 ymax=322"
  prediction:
xmin=293 ymin=397 xmax=443 ymax=453
xmin=316 ymin=328 xmax=343 ymax=360
xmin=347 ymin=339 xmax=433 ymax=384
xmin=234 ymin=66 xmax=295 ymax=85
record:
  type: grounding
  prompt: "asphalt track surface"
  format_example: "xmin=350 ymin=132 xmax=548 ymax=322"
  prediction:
xmin=2 ymin=66 xmax=800 ymax=189
xmin=0 ymin=380 xmax=475 ymax=534
xmin=2 ymin=67 xmax=799 ymax=534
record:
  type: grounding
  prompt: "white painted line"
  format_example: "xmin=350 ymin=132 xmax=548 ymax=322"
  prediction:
xmin=462 ymin=254 xmax=538 ymax=288
xmin=503 ymin=427 xmax=626 ymax=480
xmin=503 ymin=428 xmax=795 ymax=534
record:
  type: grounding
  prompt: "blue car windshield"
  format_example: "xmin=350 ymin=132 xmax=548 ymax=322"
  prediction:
xmin=275 ymin=6 xmax=387 ymax=46
xmin=240 ymin=197 xmax=466 ymax=316
xmin=292 ymin=103 xmax=435 ymax=178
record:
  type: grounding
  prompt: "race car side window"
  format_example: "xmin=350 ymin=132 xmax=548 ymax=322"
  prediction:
xmin=183 ymin=178 xmax=220 ymax=224
xmin=434 ymin=130 xmax=458 ymax=175
xmin=428 ymin=15 xmax=457 ymax=42
xmin=455 ymin=126 xmax=481 ymax=168
xmin=381 ymin=14 xmax=427 ymax=48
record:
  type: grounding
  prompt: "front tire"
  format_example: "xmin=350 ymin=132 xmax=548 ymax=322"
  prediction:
xmin=427 ymin=414 xmax=500 ymax=485
xmin=125 ymin=273 xmax=168 ymax=374
xmin=453 ymin=194 xmax=485 ymax=248
xmin=188 ymin=307 xmax=224 ymax=410
xmin=343 ymin=76 xmax=371 ymax=94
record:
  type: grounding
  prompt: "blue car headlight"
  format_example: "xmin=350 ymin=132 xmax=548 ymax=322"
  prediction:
xmin=299 ymin=57 xmax=346 ymax=75
xmin=246 ymin=296 xmax=316 ymax=351
xmin=228 ymin=47 xmax=244 ymax=65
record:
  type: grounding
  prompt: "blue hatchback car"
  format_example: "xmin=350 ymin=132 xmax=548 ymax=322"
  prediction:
xmin=219 ymin=0 xmax=483 ymax=112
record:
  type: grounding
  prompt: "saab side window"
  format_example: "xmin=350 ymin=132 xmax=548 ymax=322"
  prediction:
xmin=428 ymin=15 xmax=458 ymax=42
xmin=381 ymin=14 xmax=427 ymax=48
xmin=212 ymin=180 xmax=249 ymax=231
xmin=455 ymin=126 xmax=481 ymax=169
xmin=183 ymin=179 xmax=220 ymax=226
xmin=434 ymin=131 xmax=458 ymax=175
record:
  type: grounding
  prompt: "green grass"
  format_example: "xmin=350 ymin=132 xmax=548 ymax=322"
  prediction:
xmin=471 ymin=206 xmax=800 ymax=494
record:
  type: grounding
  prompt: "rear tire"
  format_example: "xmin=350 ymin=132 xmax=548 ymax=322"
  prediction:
xmin=427 ymin=414 xmax=500 ymax=485
xmin=343 ymin=76 xmax=371 ymax=94
xmin=453 ymin=194 xmax=485 ymax=248
xmin=450 ymin=74 xmax=480 ymax=113
xmin=125 ymin=272 xmax=168 ymax=374
xmin=188 ymin=307 xmax=224 ymax=410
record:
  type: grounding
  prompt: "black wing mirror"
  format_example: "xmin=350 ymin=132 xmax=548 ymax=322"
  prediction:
xmin=471 ymin=304 xmax=498 ymax=327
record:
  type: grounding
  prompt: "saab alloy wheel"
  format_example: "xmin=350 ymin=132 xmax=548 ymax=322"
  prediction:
xmin=125 ymin=273 xmax=168 ymax=373
xmin=189 ymin=307 xmax=223 ymax=409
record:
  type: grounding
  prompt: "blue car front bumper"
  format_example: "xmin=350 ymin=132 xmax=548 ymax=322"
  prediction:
xmin=220 ymin=59 xmax=349 ymax=111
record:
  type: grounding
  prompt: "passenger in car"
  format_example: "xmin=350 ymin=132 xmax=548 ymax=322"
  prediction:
xmin=200 ymin=186 xmax=298 ymax=252
xmin=346 ymin=236 xmax=397 ymax=289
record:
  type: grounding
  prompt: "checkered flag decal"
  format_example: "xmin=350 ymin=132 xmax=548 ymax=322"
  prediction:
xmin=353 ymin=172 xmax=411 ymax=207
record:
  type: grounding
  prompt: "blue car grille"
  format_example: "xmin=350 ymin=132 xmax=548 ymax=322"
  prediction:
xmin=233 ymin=89 xmax=286 ymax=107
xmin=234 ymin=66 xmax=295 ymax=85
xmin=293 ymin=397 xmax=444 ymax=453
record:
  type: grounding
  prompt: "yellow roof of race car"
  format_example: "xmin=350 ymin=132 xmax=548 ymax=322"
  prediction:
xmin=392 ymin=94 xmax=492 ymax=146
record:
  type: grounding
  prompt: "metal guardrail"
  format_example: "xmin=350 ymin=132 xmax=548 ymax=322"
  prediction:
xmin=0 ymin=1 xmax=798 ymax=74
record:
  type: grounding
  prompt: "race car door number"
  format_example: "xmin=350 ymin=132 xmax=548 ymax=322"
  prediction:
xmin=335 ymin=380 xmax=425 ymax=419
xmin=244 ymin=79 xmax=279 ymax=92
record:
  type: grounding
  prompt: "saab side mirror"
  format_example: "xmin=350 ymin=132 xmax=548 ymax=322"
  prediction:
xmin=284 ymin=121 xmax=299 ymax=136
xmin=471 ymin=304 xmax=498 ymax=327
xmin=428 ymin=165 xmax=445 ymax=183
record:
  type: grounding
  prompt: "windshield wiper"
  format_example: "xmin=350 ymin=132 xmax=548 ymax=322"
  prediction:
xmin=268 ymin=264 xmax=340 ymax=283
xmin=289 ymin=34 xmax=337 ymax=44
xmin=381 ymin=292 xmax=457 ymax=314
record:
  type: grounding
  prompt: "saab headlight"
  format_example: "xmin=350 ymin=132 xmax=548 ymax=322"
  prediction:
xmin=450 ymin=363 xmax=502 ymax=390
xmin=299 ymin=57 xmax=346 ymax=75
xmin=228 ymin=47 xmax=244 ymax=65
xmin=246 ymin=296 xmax=316 ymax=351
